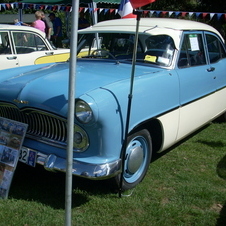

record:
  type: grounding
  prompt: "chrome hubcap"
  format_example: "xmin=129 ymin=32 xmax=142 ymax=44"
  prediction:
xmin=127 ymin=145 xmax=144 ymax=174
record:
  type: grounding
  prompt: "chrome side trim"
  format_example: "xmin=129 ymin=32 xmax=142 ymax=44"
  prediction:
xmin=25 ymin=147 xmax=122 ymax=180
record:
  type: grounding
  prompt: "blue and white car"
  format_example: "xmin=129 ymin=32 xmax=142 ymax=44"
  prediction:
xmin=0 ymin=18 xmax=226 ymax=191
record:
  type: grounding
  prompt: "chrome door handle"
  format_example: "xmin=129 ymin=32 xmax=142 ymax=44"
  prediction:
xmin=207 ymin=67 xmax=215 ymax=72
xmin=45 ymin=52 xmax=54 ymax=55
xmin=7 ymin=56 xmax=17 ymax=60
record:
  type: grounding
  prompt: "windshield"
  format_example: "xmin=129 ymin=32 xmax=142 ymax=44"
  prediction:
xmin=77 ymin=33 xmax=176 ymax=67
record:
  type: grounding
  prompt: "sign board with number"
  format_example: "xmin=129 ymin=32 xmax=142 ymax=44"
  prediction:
xmin=0 ymin=117 xmax=27 ymax=199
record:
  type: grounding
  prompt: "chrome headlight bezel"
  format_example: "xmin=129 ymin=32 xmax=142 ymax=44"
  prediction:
xmin=75 ymin=100 xmax=93 ymax=124
xmin=73 ymin=124 xmax=89 ymax=152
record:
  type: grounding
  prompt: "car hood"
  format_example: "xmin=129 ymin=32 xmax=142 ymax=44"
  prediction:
xmin=0 ymin=60 xmax=161 ymax=116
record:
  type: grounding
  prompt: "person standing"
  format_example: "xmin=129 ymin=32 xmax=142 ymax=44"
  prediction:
xmin=40 ymin=11 xmax=53 ymax=40
xmin=48 ymin=13 xmax=63 ymax=48
xmin=78 ymin=12 xmax=90 ymax=30
xmin=32 ymin=11 xmax=45 ymax=33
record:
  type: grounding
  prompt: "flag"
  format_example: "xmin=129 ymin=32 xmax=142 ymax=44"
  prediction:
xmin=130 ymin=0 xmax=156 ymax=9
xmin=118 ymin=0 xmax=136 ymax=18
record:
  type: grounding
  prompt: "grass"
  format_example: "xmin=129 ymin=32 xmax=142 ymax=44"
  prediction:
xmin=0 ymin=121 xmax=226 ymax=225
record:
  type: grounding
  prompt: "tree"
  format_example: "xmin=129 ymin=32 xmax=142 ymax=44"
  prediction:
xmin=0 ymin=0 xmax=16 ymax=3
xmin=145 ymin=0 xmax=226 ymax=12
xmin=146 ymin=0 xmax=199 ymax=11
xmin=198 ymin=0 xmax=226 ymax=12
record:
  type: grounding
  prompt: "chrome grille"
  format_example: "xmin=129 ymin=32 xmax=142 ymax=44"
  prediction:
xmin=0 ymin=103 xmax=67 ymax=145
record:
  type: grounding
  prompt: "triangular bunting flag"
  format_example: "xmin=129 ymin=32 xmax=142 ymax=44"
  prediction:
xmin=195 ymin=12 xmax=201 ymax=18
xmin=104 ymin=9 xmax=109 ymax=14
xmin=168 ymin=11 xmax=173 ymax=17
xmin=149 ymin=11 xmax=154 ymax=16
xmin=202 ymin=13 xmax=208 ymax=18
xmin=181 ymin=12 xmax=187 ymax=17
xmin=189 ymin=12 xmax=194 ymax=17
xmin=210 ymin=13 xmax=215 ymax=20
xmin=109 ymin=9 xmax=115 ymax=14
xmin=175 ymin=12 xmax=180 ymax=17
xmin=217 ymin=13 xmax=222 ymax=20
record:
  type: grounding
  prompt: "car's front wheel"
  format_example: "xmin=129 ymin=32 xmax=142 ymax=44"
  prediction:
xmin=112 ymin=129 xmax=152 ymax=192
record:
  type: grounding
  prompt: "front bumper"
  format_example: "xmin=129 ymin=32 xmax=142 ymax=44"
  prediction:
xmin=23 ymin=147 xmax=122 ymax=180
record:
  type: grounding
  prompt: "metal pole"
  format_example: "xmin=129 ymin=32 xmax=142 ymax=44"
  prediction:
xmin=65 ymin=0 xmax=79 ymax=225
xmin=19 ymin=8 xmax=22 ymax=22
xmin=118 ymin=10 xmax=142 ymax=198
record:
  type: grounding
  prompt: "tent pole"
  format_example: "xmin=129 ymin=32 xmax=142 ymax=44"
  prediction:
xmin=65 ymin=0 xmax=79 ymax=225
xmin=118 ymin=10 xmax=142 ymax=198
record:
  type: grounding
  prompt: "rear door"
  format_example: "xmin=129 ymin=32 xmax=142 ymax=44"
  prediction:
xmin=205 ymin=32 xmax=226 ymax=116
xmin=205 ymin=32 xmax=226 ymax=90
xmin=176 ymin=31 xmax=216 ymax=139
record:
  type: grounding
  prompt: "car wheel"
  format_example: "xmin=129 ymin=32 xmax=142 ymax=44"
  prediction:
xmin=112 ymin=129 xmax=152 ymax=192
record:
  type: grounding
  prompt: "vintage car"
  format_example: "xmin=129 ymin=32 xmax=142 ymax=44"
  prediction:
xmin=0 ymin=18 xmax=225 ymax=191
xmin=0 ymin=24 xmax=70 ymax=70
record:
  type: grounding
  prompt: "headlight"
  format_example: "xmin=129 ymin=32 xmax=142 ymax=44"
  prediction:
xmin=75 ymin=100 xmax=93 ymax=124
xmin=73 ymin=124 xmax=89 ymax=152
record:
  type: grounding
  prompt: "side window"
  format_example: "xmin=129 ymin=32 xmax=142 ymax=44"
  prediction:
xmin=144 ymin=35 xmax=175 ymax=66
xmin=206 ymin=34 xmax=226 ymax=64
xmin=12 ymin=32 xmax=48 ymax=54
xmin=178 ymin=33 xmax=206 ymax=68
xmin=0 ymin=32 xmax=12 ymax=54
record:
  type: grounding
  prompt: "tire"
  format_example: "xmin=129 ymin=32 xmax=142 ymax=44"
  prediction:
xmin=112 ymin=129 xmax=152 ymax=191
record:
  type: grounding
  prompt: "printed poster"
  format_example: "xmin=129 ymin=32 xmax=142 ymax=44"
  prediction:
xmin=0 ymin=117 xmax=27 ymax=199
xmin=189 ymin=34 xmax=200 ymax=51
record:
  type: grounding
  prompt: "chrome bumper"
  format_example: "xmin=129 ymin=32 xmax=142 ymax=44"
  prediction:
xmin=25 ymin=147 xmax=122 ymax=180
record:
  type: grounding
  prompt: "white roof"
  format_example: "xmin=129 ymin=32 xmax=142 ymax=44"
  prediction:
xmin=0 ymin=24 xmax=46 ymax=37
xmin=79 ymin=18 xmax=224 ymax=49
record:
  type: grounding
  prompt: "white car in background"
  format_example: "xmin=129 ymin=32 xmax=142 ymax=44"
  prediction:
xmin=0 ymin=24 xmax=70 ymax=70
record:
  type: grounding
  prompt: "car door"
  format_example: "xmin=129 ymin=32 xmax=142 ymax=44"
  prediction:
xmin=11 ymin=30 xmax=56 ymax=67
xmin=0 ymin=31 xmax=19 ymax=69
xmin=176 ymin=31 xmax=216 ymax=140
xmin=205 ymin=32 xmax=226 ymax=116
xmin=205 ymin=32 xmax=226 ymax=90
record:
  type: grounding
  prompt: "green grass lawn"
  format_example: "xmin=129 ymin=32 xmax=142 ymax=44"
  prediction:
xmin=0 ymin=121 xmax=226 ymax=225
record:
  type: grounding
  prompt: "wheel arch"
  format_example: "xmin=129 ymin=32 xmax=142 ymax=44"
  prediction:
xmin=130 ymin=118 xmax=163 ymax=155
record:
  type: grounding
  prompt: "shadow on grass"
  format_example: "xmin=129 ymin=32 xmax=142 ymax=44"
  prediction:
xmin=216 ymin=202 xmax=226 ymax=225
xmin=217 ymin=171 xmax=226 ymax=225
xmin=9 ymin=162 xmax=115 ymax=209
xmin=151 ymin=124 xmax=212 ymax=162
xmin=196 ymin=140 xmax=225 ymax=148
xmin=217 ymin=155 xmax=226 ymax=180
xmin=216 ymin=154 xmax=226 ymax=225
xmin=8 ymin=122 xmax=225 ymax=209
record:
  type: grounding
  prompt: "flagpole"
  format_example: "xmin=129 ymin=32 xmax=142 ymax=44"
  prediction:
xmin=65 ymin=0 xmax=79 ymax=225
xmin=119 ymin=10 xmax=142 ymax=198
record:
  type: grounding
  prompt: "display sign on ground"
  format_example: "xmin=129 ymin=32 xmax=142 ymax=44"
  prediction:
xmin=0 ymin=117 xmax=27 ymax=199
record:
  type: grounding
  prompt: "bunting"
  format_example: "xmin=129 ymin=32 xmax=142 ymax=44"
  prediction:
xmin=0 ymin=2 xmax=226 ymax=21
